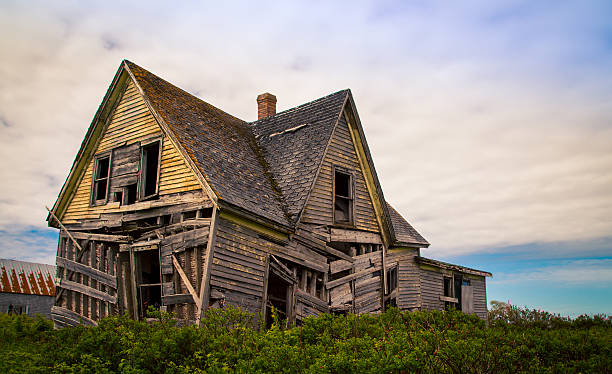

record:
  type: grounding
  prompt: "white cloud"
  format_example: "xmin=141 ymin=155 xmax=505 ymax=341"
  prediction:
xmin=0 ymin=0 xmax=611 ymax=262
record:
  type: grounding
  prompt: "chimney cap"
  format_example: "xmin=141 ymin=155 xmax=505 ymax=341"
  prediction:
xmin=257 ymin=92 xmax=277 ymax=103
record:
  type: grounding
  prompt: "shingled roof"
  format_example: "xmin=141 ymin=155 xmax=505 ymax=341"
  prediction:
xmin=250 ymin=90 xmax=348 ymax=223
xmin=387 ymin=203 xmax=429 ymax=246
xmin=125 ymin=61 xmax=289 ymax=227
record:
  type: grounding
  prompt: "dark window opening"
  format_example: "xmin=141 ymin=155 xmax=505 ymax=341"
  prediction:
xmin=265 ymin=272 xmax=290 ymax=329
xmin=198 ymin=208 xmax=213 ymax=218
xmin=126 ymin=184 xmax=137 ymax=205
xmin=93 ymin=156 xmax=110 ymax=203
xmin=454 ymin=275 xmax=463 ymax=311
xmin=136 ymin=248 xmax=161 ymax=319
xmin=334 ymin=170 xmax=353 ymax=224
xmin=443 ymin=277 xmax=453 ymax=297
xmin=386 ymin=266 xmax=398 ymax=294
xmin=114 ymin=191 xmax=123 ymax=204
xmin=141 ymin=141 xmax=160 ymax=199
xmin=182 ymin=210 xmax=197 ymax=220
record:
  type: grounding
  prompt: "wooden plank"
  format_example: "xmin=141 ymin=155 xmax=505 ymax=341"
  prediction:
xmin=172 ymin=255 xmax=202 ymax=311
xmin=330 ymin=228 xmax=382 ymax=244
xmin=58 ymin=279 xmax=117 ymax=304
xmin=295 ymin=289 xmax=328 ymax=311
xmin=51 ymin=306 xmax=97 ymax=327
xmin=66 ymin=231 xmax=131 ymax=243
xmin=162 ymin=293 xmax=194 ymax=305
xmin=56 ymin=257 xmax=117 ymax=288
xmin=326 ymin=264 xmax=382 ymax=289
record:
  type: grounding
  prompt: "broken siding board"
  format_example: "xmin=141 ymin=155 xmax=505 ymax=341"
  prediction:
xmin=302 ymin=114 xmax=379 ymax=232
xmin=55 ymin=257 xmax=116 ymax=288
xmin=62 ymin=79 xmax=202 ymax=223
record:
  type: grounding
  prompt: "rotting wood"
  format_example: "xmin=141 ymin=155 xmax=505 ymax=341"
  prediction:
xmin=66 ymin=231 xmax=131 ymax=243
xmin=51 ymin=305 xmax=97 ymax=327
xmin=196 ymin=208 xmax=218 ymax=320
xmin=326 ymin=264 xmax=382 ymax=289
xmin=58 ymin=279 xmax=117 ymax=304
xmin=172 ymin=254 xmax=201 ymax=310
xmin=330 ymin=228 xmax=382 ymax=244
xmin=56 ymin=257 xmax=117 ymax=288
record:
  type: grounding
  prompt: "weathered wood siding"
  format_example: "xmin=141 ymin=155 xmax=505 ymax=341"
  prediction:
xmin=301 ymin=114 xmax=379 ymax=232
xmin=418 ymin=266 xmax=444 ymax=311
xmin=208 ymin=217 xmax=268 ymax=316
xmin=62 ymin=79 xmax=202 ymax=224
xmin=389 ymin=249 xmax=421 ymax=310
xmin=471 ymin=276 xmax=487 ymax=320
xmin=54 ymin=233 xmax=119 ymax=327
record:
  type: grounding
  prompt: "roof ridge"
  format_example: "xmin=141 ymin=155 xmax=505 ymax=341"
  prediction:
xmin=124 ymin=60 xmax=247 ymax=125
xmin=250 ymin=89 xmax=349 ymax=124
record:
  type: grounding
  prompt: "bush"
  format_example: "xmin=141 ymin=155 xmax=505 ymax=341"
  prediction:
xmin=0 ymin=305 xmax=610 ymax=373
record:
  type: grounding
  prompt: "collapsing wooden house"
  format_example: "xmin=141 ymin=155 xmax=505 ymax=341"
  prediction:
xmin=47 ymin=60 xmax=491 ymax=327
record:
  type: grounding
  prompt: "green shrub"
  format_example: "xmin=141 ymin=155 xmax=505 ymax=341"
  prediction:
xmin=0 ymin=306 xmax=610 ymax=373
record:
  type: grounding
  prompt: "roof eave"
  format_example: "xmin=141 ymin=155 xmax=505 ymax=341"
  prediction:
xmin=415 ymin=256 xmax=492 ymax=277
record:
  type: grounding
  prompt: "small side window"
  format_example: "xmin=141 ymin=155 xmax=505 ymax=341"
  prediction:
xmin=334 ymin=169 xmax=353 ymax=225
xmin=92 ymin=155 xmax=110 ymax=205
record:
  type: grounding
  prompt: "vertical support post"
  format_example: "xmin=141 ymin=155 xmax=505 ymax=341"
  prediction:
xmin=196 ymin=208 xmax=219 ymax=322
xmin=129 ymin=246 xmax=139 ymax=320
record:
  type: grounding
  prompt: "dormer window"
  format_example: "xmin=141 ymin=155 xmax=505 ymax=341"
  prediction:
xmin=92 ymin=155 xmax=110 ymax=205
xmin=333 ymin=168 xmax=353 ymax=225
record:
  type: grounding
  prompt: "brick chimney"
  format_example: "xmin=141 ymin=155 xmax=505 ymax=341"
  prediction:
xmin=257 ymin=93 xmax=277 ymax=119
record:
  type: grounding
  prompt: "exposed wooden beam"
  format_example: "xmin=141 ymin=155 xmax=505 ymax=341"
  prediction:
xmin=172 ymin=255 xmax=201 ymax=311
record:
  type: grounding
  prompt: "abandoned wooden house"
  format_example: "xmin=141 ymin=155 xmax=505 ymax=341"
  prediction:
xmin=47 ymin=60 xmax=491 ymax=327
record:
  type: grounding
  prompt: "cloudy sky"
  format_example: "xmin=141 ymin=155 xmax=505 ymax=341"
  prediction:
xmin=1 ymin=0 xmax=610 ymax=316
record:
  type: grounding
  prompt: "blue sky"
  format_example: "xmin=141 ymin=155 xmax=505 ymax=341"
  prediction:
xmin=0 ymin=0 xmax=610 ymax=316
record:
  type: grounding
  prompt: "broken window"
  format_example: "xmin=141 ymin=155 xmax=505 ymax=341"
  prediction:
xmin=386 ymin=266 xmax=398 ymax=295
xmin=92 ymin=155 xmax=110 ymax=204
xmin=334 ymin=169 xmax=353 ymax=225
xmin=140 ymin=141 xmax=161 ymax=200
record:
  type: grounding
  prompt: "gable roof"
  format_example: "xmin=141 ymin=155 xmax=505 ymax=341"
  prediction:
xmin=0 ymin=259 xmax=56 ymax=296
xmin=250 ymin=90 xmax=348 ymax=223
xmin=125 ymin=61 xmax=289 ymax=227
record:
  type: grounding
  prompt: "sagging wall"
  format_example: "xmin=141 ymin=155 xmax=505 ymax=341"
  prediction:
xmin=54 ymin=234 xmax=120 ymax=327
xmin=208 ymin=216 xmax=268 ymax=316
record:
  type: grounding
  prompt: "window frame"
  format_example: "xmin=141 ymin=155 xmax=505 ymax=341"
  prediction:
xmin=138 ymin=137 xmax=163 ymax=201
xmin=90 ymin=151 xmax=112 ymax=206
xmin=332 ymin=165 xmax=355 ymax=226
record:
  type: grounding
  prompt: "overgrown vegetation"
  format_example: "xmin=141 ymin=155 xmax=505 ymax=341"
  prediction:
xmin=1 ymin=305 xmax=610 ymax=373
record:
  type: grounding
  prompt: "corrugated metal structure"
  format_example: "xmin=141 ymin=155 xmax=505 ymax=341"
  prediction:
xmin=0 ymin=259 xmax=56 ymax=318
xmin=0 ymin=259 xmax=55 ymax=296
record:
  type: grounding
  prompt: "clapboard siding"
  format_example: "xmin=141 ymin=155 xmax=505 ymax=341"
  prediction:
xmin=301 ymin=114 xmax=379 ymax=232
xmin=62 ymin=80 xmax=202 ymax=223
xmin=208 ymin=218 xmax=270 ymax=315
xmin=390 ymin=249 xmax=421 ymax=310
xmin=472 ymin=277 xmax=487 ymax=320
xmin=419 ymin=267 xmax=443 ymax=311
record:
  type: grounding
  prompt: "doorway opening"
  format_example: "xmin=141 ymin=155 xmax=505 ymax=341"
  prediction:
xmin=135 ymin=248 xmax=162 ymax=319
